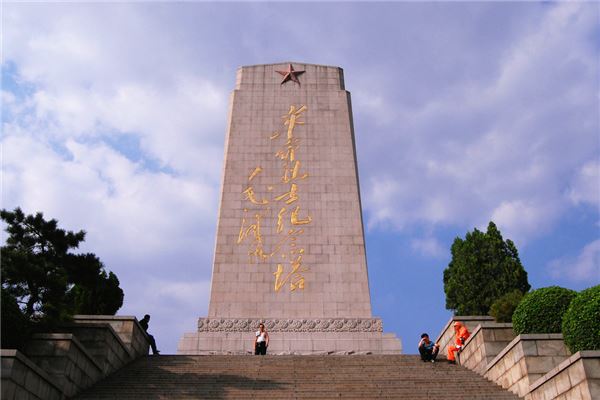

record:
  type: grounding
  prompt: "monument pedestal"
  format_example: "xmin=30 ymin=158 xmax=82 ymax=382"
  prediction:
xmin=178 ymin=318 xmax=401 ymax=354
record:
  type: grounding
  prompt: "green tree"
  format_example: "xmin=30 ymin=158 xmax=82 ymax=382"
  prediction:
xmin=443 ymin=221 xmax=530 ymax=315
xmin=489 ymin=289 xmax=524 ymax=323
xmin=1 ymin=208 xmax=124 ymax=330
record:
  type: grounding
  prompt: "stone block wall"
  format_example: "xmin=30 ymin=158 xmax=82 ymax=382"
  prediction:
xmin=526 ymin=350 xmax=600 ymax=400
xmin=73 ymin=315 xmax=149 ymax=358
xmin=1 ymin=349 xmax=63 ymax=400
xmin=25 ymin=333 xmax=104 ymax=397
xmin=64 ymin=322 xmax=133 ymax=375
xmin=1 ymin=315 xmax=151 ymax=399
xmin=483 ymin=334 xmax=570 ymax=397
xmin=459 ymin=322 xmax=515 ymax=373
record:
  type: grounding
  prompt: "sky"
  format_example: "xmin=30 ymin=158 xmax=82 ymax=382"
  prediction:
xmin=2 ymin=1 xmax=599 ymax=354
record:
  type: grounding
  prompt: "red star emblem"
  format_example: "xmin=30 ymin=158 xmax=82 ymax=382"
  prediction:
xmin=276 ymin=64 xmax=305 ymax=86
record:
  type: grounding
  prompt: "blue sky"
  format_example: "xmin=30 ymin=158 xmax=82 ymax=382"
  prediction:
xmin=2 ymin=2 xmax=599 ymax=354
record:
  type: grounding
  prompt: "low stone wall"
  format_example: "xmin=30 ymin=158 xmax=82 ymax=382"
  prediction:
xmin=484 ymin=333 xmax=569 ymax=397
xmin=435 ymin=315 xmax=494 ymax=358
xmin=73 ymin=315 xmax=149 ymax=358
xmin=526 ymin=350 xmax=600 ymax=400
xmin=25 ymin=333 xmax=104 ymax=397
xmin=1 ymin=315 xmax=152 ymax=399
xmin=459 ymin=322 xmax=515 ymax=373
xmin=65 ymin=322 xmax=133 ymax=375
xmin=1 ymin=349 xmax=63 ymax=400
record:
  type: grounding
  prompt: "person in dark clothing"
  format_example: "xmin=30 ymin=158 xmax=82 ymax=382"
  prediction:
xmin=139 ymin=314 xmax=160 ymax=355
xmin=418 ymin=333 xmax=439 ymax=362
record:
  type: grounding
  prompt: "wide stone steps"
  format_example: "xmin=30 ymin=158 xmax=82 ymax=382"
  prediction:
xmin=75 ymin=355 xmax=521 ymax=399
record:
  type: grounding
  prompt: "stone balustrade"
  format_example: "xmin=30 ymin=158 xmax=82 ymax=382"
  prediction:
xmin=526 ymin=350 xmax=600 ymax=400
xmin=63 ymin=321 xmax=133 ymax=375
xmin=459 ymin=322 xmax=515 ymax=373
xmin=1 ymin=349 xmax=63 ymax=400
xmin=0 ymin=315 xmax=152 ymax=400
xmin=438 ymin=317 xmax=599 ymax=400
xmin=483 ymin=333 xmax=570 ymax=397
xmin=73 ymin=315 xmax=150 ymax=358
xmin=25 ymin=333 xmax=104 ymax=397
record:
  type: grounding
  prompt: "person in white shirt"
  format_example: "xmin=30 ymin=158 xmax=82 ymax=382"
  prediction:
xmin=254 ymin=323 xmax=269 ymax=355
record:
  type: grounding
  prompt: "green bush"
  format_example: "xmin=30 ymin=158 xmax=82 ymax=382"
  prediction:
xmin=562 ymin=285 xmax=600 ymax=353
xmin=512 ymin=286 xmax=576 ymax=334
xmin=490 ymin=289 xmax=525 ymax=323
xmin=1 ymin=289 xmax=31 ymax=350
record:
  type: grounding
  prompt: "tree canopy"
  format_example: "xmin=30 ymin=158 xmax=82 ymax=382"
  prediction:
xmin=443 ymin=221 xmax=530 ymax=315
xmin=1 ymin=207 xmax=124 ymax=332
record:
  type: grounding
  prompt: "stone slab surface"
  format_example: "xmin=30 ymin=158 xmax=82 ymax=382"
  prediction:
xmin=526 ymin=350 xmax=600 ymax=400
xmin=484 ymin=334 xmax=570 ymax=397
xmin=460 ymin=322 xmax=515 ymax=373
xmin=1 ymin=349 xmax=63 ymax=400
xmin=73 ymin=315 xmax=149 ymax=358
xmin=25 ymin=333 xmax=103 ymax=397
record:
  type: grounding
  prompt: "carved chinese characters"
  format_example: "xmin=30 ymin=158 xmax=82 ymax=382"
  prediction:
xmin=237 ymin=105 xmax=312 ymax=293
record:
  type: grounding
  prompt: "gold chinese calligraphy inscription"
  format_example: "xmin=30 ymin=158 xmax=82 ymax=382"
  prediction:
xmin=237 ymin=105 xmax=312 ymax=292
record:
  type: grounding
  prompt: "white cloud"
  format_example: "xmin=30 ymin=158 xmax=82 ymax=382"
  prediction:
xmin=548 ymin=239 xmax=600 ymax=282
xmin=410 ymin=236 xmax=446 ymax=259
xmin=361 ymin=2 xmax=598 ymax=248
xmin=568 ymin=160 xmax=600 ymax=206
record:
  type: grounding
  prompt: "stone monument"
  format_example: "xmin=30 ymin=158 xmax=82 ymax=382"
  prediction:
xmin=178 ymin=62 xmax=402 ymax=354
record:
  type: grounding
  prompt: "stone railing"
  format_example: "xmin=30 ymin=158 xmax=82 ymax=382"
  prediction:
xmin=526 ymin=350 xmax=600 ymax=400
xmin=439 ymin=316 xmax=599 ymax=400
xmin=459 ymin=322 xmax=515 ymax=374
xmin=1 ymin=315 xmax=151 ymax=400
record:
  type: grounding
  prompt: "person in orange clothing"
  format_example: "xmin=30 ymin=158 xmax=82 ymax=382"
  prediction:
xmin=447 ymin=321 xmax=470 ymax=364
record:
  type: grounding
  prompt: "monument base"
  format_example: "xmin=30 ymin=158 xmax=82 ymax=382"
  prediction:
xmin=177 ymin=317 xmax=402 ymax=355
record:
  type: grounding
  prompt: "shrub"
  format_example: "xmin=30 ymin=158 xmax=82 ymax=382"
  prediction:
xmin=1 ymin=289 xmax=31 ymax=350
xmin=489 ymin=289 xmax=524 ymax=323
xmin=512 ymin=286 xmax=576 ymax=334
xmin=562 ymin=285 xmax=600 ymax=353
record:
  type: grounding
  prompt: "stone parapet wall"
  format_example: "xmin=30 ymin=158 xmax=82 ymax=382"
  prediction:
xmin=483 ymin=333 xmax=570 ymax=397
xmin=459 ymin=322 xmax=515 ymax=374
xmin=526 ymin=350 xmax=600 ymax=400
xmin=1 ymin=315 xmax=152 ymax=399
xmin=25 ymin=333 xmax=104 ymax=397
xmin=64 ymin=322 xmax=133 ymax=375
xmin=1 ymin=349 xmax=63 ymax=400
xmin=73 ymin=315 xmax=149 ymax=358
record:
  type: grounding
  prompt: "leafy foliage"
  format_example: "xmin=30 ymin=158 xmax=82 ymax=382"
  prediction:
xmin=443 ymin=221 xmax=530 ymax=315
xmin=1 ymin=289 xmax=31 ymax=350
xmin=489 ymin=289 xmax=524 ymax=323
xmin=512 ymin=286 xmax=576 ymax=334
xmin=562 ymin=285 xmax=600 ymax=353
xmin=1 ymin=208 xmax=124 ymax=331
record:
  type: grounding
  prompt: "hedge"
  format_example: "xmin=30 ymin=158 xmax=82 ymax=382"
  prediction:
xmin=562 ymin=285 xmax=600 ymax=353
xmin=512 ymin=286 xmax=576 ymax=334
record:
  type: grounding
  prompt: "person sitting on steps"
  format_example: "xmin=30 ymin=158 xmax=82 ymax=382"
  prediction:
xmin=418 ymin=333 xmax=440 ymax=362
xmin=139 ymin=314 xmax=160 ymax=355
xmin=447 ymin=321 xmax=470 ymax=364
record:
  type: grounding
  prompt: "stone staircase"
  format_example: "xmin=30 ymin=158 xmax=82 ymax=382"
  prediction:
xmin=75 ymin=355 xmax=521 ymax=399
